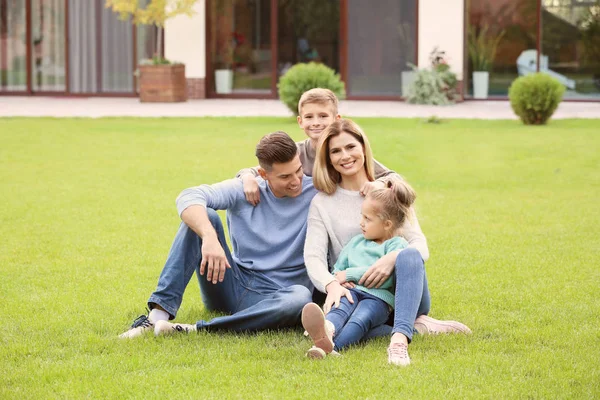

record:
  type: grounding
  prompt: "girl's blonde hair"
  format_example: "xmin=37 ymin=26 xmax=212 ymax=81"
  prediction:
xmin=313 ymin=118 xmax=375 ymax=194
xmin=367 ymin=177 xmax=416 ymax=230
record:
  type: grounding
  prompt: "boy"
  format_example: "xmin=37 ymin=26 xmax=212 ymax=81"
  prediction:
xmin=237 ymin=88 xmax=399 ymax=205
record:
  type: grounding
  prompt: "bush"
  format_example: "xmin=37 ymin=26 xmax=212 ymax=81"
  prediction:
xmin=278 ymin=62 xmax=346 ymax=115
xmin=406 ymin=63 xmax=459 ymax=105
xmin=509 ymin=73 xmax=565 ymax=125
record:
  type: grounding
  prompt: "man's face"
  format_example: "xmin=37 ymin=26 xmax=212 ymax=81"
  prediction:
xmin=297 ymin=103 xmax=340 ymax=145
xmin=259 ymin=155 xmax=304 ymax=198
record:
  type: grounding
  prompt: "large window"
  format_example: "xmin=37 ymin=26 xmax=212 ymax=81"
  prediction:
xmin=542 ymin=0 xmax=600 ymax=99
xmin=467 ymin=0 xmax=600 ymax=99
xmin=467 ymin=0 xmax=539 ymax=97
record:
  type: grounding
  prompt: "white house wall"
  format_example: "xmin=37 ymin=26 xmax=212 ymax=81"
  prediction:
xmin=418 ymin=0 xmax=464 ymax=81
xmin=165 ymin=0 xmax=206 ymax=79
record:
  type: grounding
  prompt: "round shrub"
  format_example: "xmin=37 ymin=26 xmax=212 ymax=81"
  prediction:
xmin=278 ymin=62 xmax=345 ymax=116
xmin=509 ymin=73 xmax=565 ymax=125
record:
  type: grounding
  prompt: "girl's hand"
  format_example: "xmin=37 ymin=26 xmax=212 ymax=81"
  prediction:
xmin=323 ymin=281 xmax=353 ymax=314
xmin=241 ymin=174 xmax=260 ymax=206
xmin=334 ymin=271 xmax=347 ymax=284
xmin=358 ymin=250 xmax=399 ymax=288
xmin=359 ymin=180 xmax=386 ymax=197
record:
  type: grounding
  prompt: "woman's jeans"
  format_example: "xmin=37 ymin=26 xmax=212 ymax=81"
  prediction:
xmin=327 ymin=289 xmax=390 ymax=351
xmin=147 ymin=209 xmax=312 ymax=332
xmin=363 ymin=248 xmax=431 ymax=343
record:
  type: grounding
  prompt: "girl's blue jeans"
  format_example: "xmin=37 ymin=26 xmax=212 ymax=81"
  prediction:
xmin=327 ymin=289 xmax=390 ymax=351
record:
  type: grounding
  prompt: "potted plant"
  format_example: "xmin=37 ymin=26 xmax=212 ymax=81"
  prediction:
xmin=214 ymin=32 xmax=234 ymax=94
xmin=468 ymin=25 xmax=505 ymax=99
xmin=105 ymin=0 xmax=197 ymax=102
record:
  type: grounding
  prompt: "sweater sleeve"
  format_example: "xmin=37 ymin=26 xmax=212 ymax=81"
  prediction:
xmin=401 ymin=207 xmax=429 ymax=261
xmin=373 ymin=157 xmax=402 ymax=181
xmin=176 ymin=179 xmax=245 ymax=217
xmin=235 ymin=166 xmax=260 ymax=179
xmin=304 ymin=200 xmax=336 ymax=293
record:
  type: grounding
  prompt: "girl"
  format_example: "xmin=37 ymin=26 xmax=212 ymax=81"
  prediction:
xmin=302 ymin=178 xmax=417 ymax=359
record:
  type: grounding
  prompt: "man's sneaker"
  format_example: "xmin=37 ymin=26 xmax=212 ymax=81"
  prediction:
xmin=387 ymin=342 xmax=410 ymax=366
xmin=414 ymin=315 xmax=472 ymax=335
xmin=154 ymin=320 xmax=197 ymax=336
xmin=119 ymin=314 xmax=154 ymax=339
xmin=301 ymin=303 xmax=334 ymax=354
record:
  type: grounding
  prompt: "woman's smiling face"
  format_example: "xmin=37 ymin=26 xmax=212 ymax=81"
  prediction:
xmin=327 ymin=131 xmax=365 ymax=177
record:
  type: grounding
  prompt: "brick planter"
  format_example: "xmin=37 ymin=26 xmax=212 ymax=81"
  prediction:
xmin=139 ymin=64 xmax=187 ymax=103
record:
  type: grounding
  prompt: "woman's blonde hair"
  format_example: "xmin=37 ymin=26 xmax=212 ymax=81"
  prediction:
xmin=313 ymin=119 xmax=375 ymax=194
xmin=367 ymin=177 xmax=416 ymax=230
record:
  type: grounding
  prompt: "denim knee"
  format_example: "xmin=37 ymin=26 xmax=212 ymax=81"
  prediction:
xmin=395 ymin=248 xmax=424 ymax=275
xmin=277 ymin=285 xmax=312 ymax=319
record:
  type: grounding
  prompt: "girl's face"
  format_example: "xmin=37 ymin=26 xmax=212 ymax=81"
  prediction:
xmin=360 ymin=198 xmax=393 ymax=243
xmin=327 ymin=131 xmax=365 ymax=178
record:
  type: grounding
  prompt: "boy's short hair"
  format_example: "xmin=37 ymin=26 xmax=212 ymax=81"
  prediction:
xmin=255 ymin=131 xmax=298 ymax=171
xmin=298 ymin=88 xmax=339 ymax=116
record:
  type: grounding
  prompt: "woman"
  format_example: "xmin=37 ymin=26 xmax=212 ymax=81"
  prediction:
xmin=304 ymin=118 xmax=471 ymax=366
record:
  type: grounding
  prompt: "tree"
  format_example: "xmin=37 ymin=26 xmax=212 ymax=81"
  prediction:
xmin=105 ymin=0 xmax=197 ymax=61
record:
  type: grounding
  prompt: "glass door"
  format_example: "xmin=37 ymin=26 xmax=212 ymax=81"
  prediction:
xmin=209 ymin=0 xmax=273 ymax=95
xmin=0 ymin=0 xmax=27 ymax=92
xmin=31 ymin=0 xmax=66 ymax=92
xmin=277 ymin=0 xmax=340 ymax=79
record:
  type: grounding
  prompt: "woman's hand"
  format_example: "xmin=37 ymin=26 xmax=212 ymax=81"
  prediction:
xmin=323 ymin=281 xmax=354 ymax=314
xmin=358 ymin=250 xmax=399 ymax=288
xmin=241 ymin=174 xmax=260 ymax=206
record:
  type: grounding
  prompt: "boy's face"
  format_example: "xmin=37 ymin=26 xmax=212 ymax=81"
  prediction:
xmin=297 ymin=102 xmax=340 ymax=144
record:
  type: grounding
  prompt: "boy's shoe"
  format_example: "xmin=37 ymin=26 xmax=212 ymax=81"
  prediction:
xmin=301 ymin=303 xmax=334 ymax=354
xmin=154 ymin=320 xmax=197 ymax=336
xmin=414 ymin=315 xmax=472 ymax=335
xmin=387 ymin=342 xmax=410 ymax=366
xmin=119 ymin=314 xmax=154 ymax=339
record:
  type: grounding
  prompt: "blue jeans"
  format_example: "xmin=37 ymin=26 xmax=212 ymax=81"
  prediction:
xmin=147 ymin=209 xmax=312 ymax=332
xmin=363 ymin=248 xmax=431 ymax=343
xmin=327 ymin=289 xmax=390 ymax=351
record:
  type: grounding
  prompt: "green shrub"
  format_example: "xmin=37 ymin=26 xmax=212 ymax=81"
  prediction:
xmin=278 ymin=62 xmax=345 ymax=115
xmin=509 ymin=73 xmax=565 ymax=125
xmin=406 ymin=63 xmax=459 ymax=105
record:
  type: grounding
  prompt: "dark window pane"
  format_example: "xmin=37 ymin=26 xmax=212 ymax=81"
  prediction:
xmin=0 ymin=0 xmax=27 ymax=91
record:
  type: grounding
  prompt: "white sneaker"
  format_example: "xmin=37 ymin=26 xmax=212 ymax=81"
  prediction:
xmin=154 ymin=320 xmax=197 ymax=336
xmin=119 ymin=314 xmax=154 ymax=339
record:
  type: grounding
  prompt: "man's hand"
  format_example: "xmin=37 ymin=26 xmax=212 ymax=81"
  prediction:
xmin=358 ymin=250 xmax=399 ymax=288
xmin=241 ymin=174 xmax=260 ymax=206
xmin=323 ymin=281 xmax=354 ymax=314
xmin=200 ymin=236 xmax=231 ymax=284
xmin=359 ymin=180 xmax=386 ymax=197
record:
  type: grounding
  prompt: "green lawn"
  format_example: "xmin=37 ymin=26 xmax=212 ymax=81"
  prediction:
xmin=1 ymin=117 xmax=599 ymax=399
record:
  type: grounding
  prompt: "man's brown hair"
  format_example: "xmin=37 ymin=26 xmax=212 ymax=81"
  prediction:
xmin=255 ymin=131 xmax=298 ymax=171
xmin=297 ymin=88 xmax=339 ymax=115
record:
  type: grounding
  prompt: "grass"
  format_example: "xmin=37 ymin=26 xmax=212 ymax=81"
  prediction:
xmin=1 ymin=117 xmax=599 ymax=399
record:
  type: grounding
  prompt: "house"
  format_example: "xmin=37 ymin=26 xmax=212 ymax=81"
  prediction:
xmin=1 ymin=0 xmax=598 ymax=100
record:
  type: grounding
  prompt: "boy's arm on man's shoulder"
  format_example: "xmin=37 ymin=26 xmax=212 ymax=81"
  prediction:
xmin=235 ymin=166 xmax=260 ymax=179
xmin=176 ymin=179 xmax=245 ymax=217
xmin=373 ymin=158 xmax=402 ymax=181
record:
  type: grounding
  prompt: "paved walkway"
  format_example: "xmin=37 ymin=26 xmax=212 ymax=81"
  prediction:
xmin=1 ymin=96 xmax=598 ymax=119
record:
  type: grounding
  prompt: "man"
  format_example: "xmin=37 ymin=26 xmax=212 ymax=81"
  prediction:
xmin=120 ymin=131 xmax=317 ymax=338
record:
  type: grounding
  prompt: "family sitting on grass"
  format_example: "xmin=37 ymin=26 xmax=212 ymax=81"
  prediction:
xmin=119 ymin=88 xmax=471 ymax=366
